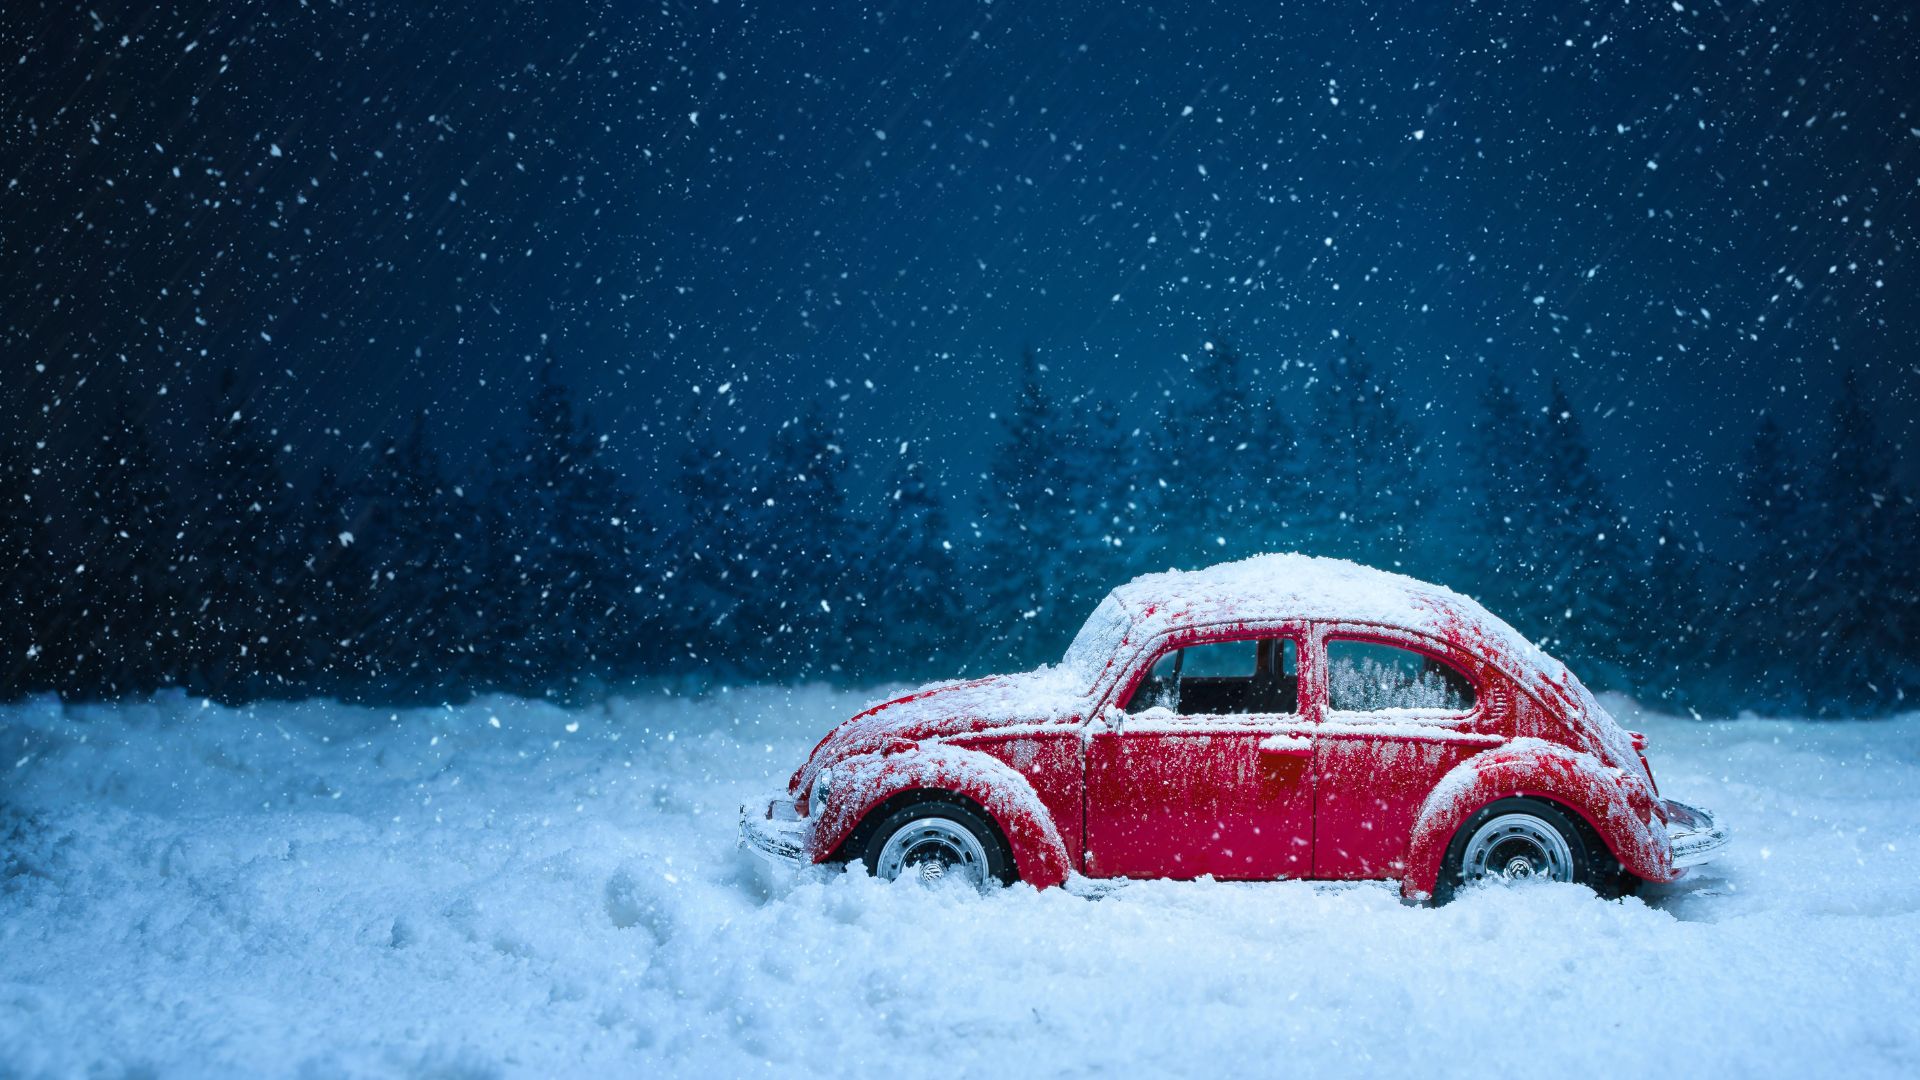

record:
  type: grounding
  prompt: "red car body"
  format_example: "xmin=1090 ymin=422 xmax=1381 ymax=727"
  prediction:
xmin=742 ymin=554 xmax=1726 ymax=899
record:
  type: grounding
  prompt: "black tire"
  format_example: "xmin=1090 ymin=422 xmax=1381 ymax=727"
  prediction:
xmin=858 ymin=793 xmax=1017 ymax=888
xmin=1432 ymin=796 xmax=1639 ymax=904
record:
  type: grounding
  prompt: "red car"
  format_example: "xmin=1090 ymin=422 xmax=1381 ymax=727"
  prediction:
xmin=741 ymin=554 xmax=1726 ymax=901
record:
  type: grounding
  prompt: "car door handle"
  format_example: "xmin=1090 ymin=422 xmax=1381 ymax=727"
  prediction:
xmin=1257 ymin=735 xmax=1312 ymax=757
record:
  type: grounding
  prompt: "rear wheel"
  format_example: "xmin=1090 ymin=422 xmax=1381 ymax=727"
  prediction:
xmin=1434 ymin=797 xmax=1638 ymax=903
xmin=860 ymin=796 xmax=1015 ymax=890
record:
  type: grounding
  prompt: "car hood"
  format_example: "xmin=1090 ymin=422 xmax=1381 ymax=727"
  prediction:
xmin=789 ymin=666 xmax=1092 ymax=797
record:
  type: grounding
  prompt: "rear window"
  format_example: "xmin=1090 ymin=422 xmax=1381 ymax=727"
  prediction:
xmin=1326 ymin=639 xmax=1475 ymax=713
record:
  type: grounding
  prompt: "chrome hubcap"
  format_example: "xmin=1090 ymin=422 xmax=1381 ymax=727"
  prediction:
xmin=1462 ymin=813 xmax=1575 ymax=884
xmin=875 ymin=817 xmax=990 ymax=889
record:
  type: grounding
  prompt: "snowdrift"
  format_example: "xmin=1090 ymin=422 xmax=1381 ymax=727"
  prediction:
xmin=3 ymin=688 xmax=1918 ymax=1077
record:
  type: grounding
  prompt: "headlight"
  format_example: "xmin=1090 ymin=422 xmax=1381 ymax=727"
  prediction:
xmin=808 ymin=766 xmax=833 ymax=817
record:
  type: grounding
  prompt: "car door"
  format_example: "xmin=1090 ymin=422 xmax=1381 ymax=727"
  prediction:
xmin=1084 ymin=629 xmax=1315 ymax=880
xmin=1308 ymin=624 xmax=1510 ymax=879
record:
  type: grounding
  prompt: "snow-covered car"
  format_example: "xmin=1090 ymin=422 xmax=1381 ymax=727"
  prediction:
xmin=741 ymin=554 xmax=1727 ymax=901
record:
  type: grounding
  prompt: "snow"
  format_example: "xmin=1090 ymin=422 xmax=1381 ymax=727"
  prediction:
xmin=796 ymin=669 xmax=1091 ymax=797
xmin=1256 ymin=732 xmax=1312 ymax=753
xmin=1058 ymin=591 xmax=1134 ymax=687
xmin=1098 ymin=554 xmax=1572 ymax=699
xmin=806 ymin=739 xmax=1071 ymax=882
xmin=1069 ymin=555 xmax=1650 ymax=777
xmin=1316 ymin=715 xmax=1507 ymax=743
xmin=5 ymin=688 xmax=1920 ymax=1077
xmin=1405 ymin=734 xmax=1670 ymax=883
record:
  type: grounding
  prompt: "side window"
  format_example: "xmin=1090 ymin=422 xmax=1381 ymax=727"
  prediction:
xmin=1125 ymin=638 xmax=1298 ymax=716
xmin=1177 ymin=639 xmax=1256 ymax=678
xmin=1326 ymin=639 xmax=1476 ymax=714
xmin=1128 ymin=650 xmax=1183 ymax=713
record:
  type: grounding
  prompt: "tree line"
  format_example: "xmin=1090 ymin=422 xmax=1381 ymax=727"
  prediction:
xmin=2 ymin=342 xmax=1915 ymax=714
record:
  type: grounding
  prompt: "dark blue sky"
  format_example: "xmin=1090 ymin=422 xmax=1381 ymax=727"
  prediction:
xmin=4 ymin=1 xmax=1915 ymax=536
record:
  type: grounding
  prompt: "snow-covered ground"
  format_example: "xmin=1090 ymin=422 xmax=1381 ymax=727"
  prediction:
xmin=3 ymin=687 xmax=1918 ymax=1079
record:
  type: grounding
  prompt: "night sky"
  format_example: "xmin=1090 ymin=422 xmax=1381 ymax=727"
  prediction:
xmin=5 ymin=0 xmax=1916 ymax=535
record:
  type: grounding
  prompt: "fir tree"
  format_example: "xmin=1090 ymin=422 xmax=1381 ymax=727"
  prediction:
xmin=1633 ymin=509 xmax=1714 ymax=708
xmin=975 ymin=348 xmax=1075 ymax=669
xmin=389 ymin=415 xmax=468 ymax=691
xmin=181 ymin=368 xmax=293 ymax=700
xmin=1530 ymin=380 xmax=1629 ymax=683
xmin=746 ymin=401 xmax=858 ymax=678
xmin=494 ymin=360 xmax=645 ymax=698
xmin=71 ymin=413 xmax=183 ymax=695
xmin=0 ymin=407 xmax=34 ymax=694
xmin=1308 ymin=335 xmax=1430 ymax=567
xmin=668 ymin=386 xmax=753 ymax=680
xmin=1155 ymin=342 xmax=1250 ymax=565
xmin=280 ymin=465 xmax=367 ymax=694
xmin=1728 ymin=413 xmax=1807 ymax=709
xmin=1055 ymin=395 xmax=1134 ymax=598
xmin=1153 ymin=341 xmax=1306 ymax=566
xmin=333 ymin=438 xmax=409 ymax=688
xmin=1457 ymin=371 xmax=1547 ymax=616
xmin=433 ymin=466 xmax=498 ymax=690
xmin=854 ymin=445 xmax=965 ymax=680
xmin=333 ymin=415 xmax=469 ymax=697
xmin=1892 ymin=490 xmax=1920 ymax=707
xmin=1800 ymin=371 xmax=1911 ymax=712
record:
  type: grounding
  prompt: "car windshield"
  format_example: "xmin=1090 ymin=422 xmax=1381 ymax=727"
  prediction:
xmin=1059 ymin=593 xmax=1132 ymax=690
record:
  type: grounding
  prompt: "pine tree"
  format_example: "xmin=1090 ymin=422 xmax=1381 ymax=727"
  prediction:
xmin=0 ymin=407 xmax=34 ymax=695
xmin=1633 ymin=509 xmax=1714 ymax=708
xmin=1153 ymin=341 xmax=1307 ymax=566
xmin=391 ymin=417 xmax=473 ymax=692
xmin=854 ymin=445 xmax=965 ymax=680
xmin=493 ymin=360 xmax=645 ymax=698
xmin=668 ymin=386 xmax=753 ymax=680
xmin=434 ymin=465 xmax=498 ymax=691
xmin=1095 ymin=405 xmax=1161 ymax=567
xmin=181 ymin=368 xmax=293 ymax=700
xmin=1037 ymin=392 xmax=1143 ymax=655
xmin=1457 ymin=371 xmax=1547 ymax=617
xmin=331 ymin=438 xmax=405 ymax=689
xmin=279 ymin=464 xmax=368 ymax=694
xmin=1727 ymin=413 xmax=1807 ymax=709
xmin=744 ymin=401 xmax=858 ymax=678
xmin=71 ymin=413 xmax=183 ymax=696
xmin=1530 ymin=380 xmax=1629 ymax=684
xmin=0 ymin=392 xmax=66 ymax=696
xmin=330 ymin=414 xmax=471 ymax=698
xmin=1892 ymin=490 xmax=1920 ymax=707
xmin=1155 ymin=342 xmax=1249 ymax=565
xmin=1800 ymin=371 xmax=1910 ymax=713
xmin=975 ymin=348 xmax=1075 ymax=669
xmin=1307 ymin=335 xmax=1431 ymax=567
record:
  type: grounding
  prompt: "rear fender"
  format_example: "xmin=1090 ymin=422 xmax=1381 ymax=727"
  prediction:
xmin=1401 ymin=737 xmax=1674 ymax=900
xmin=807 ymin=742 xmax=1072 ymax=888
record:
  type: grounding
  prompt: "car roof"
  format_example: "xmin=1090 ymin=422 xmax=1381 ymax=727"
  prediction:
xmin=1104 ymin=553 xmax=1565 ymax=685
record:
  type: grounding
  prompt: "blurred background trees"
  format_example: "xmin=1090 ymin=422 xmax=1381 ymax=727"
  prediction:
xmin=2 ymin=341 xmax=1914 ymax=715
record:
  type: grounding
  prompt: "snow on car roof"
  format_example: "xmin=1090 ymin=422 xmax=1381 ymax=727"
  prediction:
xmin=1066 ymin=553 xmax=1570 ymax=695
xmin=1111 ymin=552 xmax=1486 ymax=633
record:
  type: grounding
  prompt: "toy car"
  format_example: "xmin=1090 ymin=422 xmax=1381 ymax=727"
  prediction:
xmin=741 ymin=554 xmax=1726 ymax=901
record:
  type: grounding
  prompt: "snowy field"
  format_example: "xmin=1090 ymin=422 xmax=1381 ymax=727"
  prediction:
xmin=3 ymin=687 xmax=1918 ymax=1079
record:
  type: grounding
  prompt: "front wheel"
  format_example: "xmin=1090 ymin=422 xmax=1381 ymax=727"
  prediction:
xmin=860 ymin=796 xmax=1015 ymax=890
xmin=1433 ymin=797 xmax=1638 ymax=903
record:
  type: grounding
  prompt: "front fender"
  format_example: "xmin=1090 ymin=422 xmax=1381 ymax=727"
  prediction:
xmin=1402 ymin=737 xmax=1674 ymax=900
xmin=807 ymin=742 xmax=1073 ymax=888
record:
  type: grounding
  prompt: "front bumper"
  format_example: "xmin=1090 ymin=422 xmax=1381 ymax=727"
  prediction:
xmin=738 ymin=795 xmax=809 ymax=868
xmin=1664 ymin=799 xmax=1730 ymax=868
